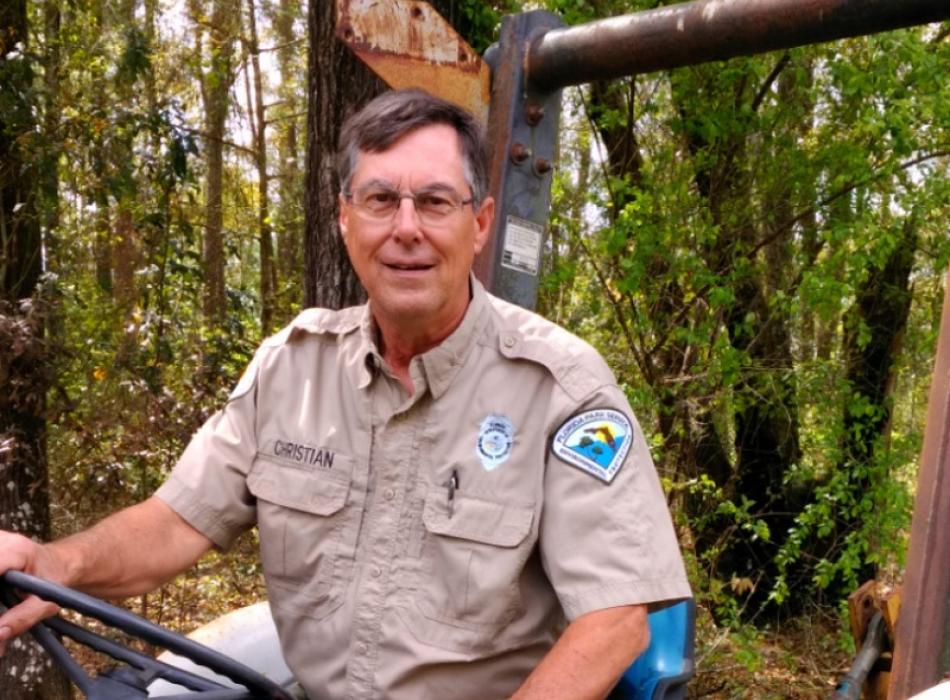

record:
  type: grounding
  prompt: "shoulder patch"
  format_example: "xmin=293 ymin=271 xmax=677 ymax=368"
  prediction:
xmin=552 ymin=408 xmax=633 ymax=484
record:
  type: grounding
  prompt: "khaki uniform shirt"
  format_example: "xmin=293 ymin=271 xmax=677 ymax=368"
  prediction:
xmin=156 ymin=279 xmax=689 ymax=700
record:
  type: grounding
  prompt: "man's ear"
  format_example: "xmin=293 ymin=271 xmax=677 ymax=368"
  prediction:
xmin=473 ymin=196 xmax=494 ymax=255
xmin=338 ymin=194 xmax=349 ymax=244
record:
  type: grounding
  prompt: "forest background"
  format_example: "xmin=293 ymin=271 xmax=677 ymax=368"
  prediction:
xmin=1 ymin=0 xmax=948 ymax=697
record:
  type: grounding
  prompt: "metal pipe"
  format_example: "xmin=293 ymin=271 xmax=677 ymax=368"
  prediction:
xmin=833 ymin=612 xmax=886 ymax=700
xmin=527 ymin=0 xmax=950 ymax=91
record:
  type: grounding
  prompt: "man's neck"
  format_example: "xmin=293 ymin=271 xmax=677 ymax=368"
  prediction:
xmin=374 ymin=302 xmax=469 ymax=395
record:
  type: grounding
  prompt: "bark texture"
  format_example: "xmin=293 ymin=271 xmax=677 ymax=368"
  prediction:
xmin=195 ymin=0 xmax=237 ymax=323
xmin=0 ymin=1 xmax=69 ymax=696
xmin=303 ymin=0 xmax=382 ymax=310
xmin=246 ymin=0 xmax=277 ymax=333
xmin=272 ymin=0 xmax=303 ymax=315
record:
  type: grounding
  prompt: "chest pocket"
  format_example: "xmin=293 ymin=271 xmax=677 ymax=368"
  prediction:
xmin=248 ymin=456 xmax=353 ymax=620
xmin=408 ymin=486 xmax=535 ymax=650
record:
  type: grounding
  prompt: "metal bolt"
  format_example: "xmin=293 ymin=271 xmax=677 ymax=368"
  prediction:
xmin=509 ymin=142 xmax=531 ymax=164
xmin=524 ymin=103 xmax=544 ymax=126
xmin=534 ymin=157 xmax=553 ymax=175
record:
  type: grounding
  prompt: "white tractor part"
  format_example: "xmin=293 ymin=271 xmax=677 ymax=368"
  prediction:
xmin=148 ymin=601 xmax=298 ymax=697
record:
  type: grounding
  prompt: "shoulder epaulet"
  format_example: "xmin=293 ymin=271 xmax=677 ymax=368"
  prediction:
xmin=229 ymin=305 xmax=364 ymax=402
xmin=261 ymin=305 xmax=364 ymax=348
xmin=488 ymin=297 xmax=615 ymax=402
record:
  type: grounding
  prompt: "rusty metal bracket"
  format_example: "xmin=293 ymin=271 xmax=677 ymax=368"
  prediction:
xmin=335 ymin=0 xmax=490 ymax=121
xmin=471 ymin=10 xmax=565 ymax=309
xmin=841 ymin=581 xmax=902 ymax=699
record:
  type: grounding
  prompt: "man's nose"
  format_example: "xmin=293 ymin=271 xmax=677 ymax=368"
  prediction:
xmin=392 ymin=197 xmax=422 ymax=241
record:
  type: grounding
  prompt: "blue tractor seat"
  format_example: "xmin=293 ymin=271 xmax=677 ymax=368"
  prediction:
xmin=607 ymin=598 xmax=696 ymax=700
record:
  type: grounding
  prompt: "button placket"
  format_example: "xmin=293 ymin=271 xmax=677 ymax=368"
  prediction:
xmin=345 ymin=413 xmax=416 ymax=698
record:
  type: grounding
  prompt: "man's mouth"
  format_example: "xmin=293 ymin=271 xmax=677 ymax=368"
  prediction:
xmin=385 ymin=262 xmax=434 ymax=271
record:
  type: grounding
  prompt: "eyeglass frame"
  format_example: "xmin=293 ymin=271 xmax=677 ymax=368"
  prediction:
xmin=342 ymin=182 xmax=476 ymax=225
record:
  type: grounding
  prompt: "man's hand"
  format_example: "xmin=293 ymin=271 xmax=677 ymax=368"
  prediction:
xmin=0 ymin=497 xmax=213 ymax=658
xmin=510 ymin=604 xmax=650 ymax=700
xmin=0 ymin=531 xmax=67 ymax=656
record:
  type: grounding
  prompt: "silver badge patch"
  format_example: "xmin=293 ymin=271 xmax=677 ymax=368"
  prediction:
xmin=476 ymin=414 xmax=514 ymax=471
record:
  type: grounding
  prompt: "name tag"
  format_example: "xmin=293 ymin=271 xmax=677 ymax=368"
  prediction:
xmin=264 ymin=438 xmax=337 ymax=469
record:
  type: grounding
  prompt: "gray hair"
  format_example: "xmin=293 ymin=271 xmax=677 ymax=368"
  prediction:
xmin=337 ymin=89 xmax=489 ymax=208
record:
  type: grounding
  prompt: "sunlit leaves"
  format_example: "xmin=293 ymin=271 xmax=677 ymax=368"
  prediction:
xmin=544 ymin=4 xmax=948 ymax=627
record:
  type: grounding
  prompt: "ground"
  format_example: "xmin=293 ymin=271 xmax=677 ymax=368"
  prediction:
xmin=690 ymin=611 xmax=852 ymax=699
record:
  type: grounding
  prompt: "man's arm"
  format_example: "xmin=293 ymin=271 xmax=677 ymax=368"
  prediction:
xmin=0 ymin=496 xmax=213 ymax=656
xmin=510 ymin=604 xmax=649 ymax=700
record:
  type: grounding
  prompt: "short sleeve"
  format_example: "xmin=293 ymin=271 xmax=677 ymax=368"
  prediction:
xmin=154 ymin=354 xmax=262 ymax=550
xmin=539 ymin=383 xmax=691 ymax=621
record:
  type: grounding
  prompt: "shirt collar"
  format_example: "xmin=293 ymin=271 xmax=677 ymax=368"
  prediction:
xmin=356 ymin=304 xmax=382 ymax=390
xmin=419 ymin=275 xmax=489 ymax=399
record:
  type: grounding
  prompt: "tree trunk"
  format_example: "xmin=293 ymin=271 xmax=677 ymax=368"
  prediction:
xmin=245 ymin=0 xmax=277 ymax=333
xmin=818 ymin=217 xmax=918 ymax=595
xmin=272 ymin=0 xmax=304 ymax=316
xmin=672 ymin=62 xmax=805 ymax=615
xmin=113 ymin=206 xmax=138 ymax=316
xmin=93 ymin=188 xmax=113 ymax=293
xmin=39 ymin=0 xmax=61 ymax=259
xmin=0 ymin=1 xmax=69 ymax=696
xmin=195 ymin=0 xmax=237 ymax=324
xmin=587 ymin=75 xmax=734 ymax=505
xmin=90 ymin=1 xmax=112 ymax=294
xmin=303 ymin=0 xmax=382 ymax=309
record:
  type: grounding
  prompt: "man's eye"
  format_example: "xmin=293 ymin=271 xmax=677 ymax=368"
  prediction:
xmin=416 ymin=193 xmax=454 ymax=213
xmin=363 ymin=191 xmax=398 ymax=209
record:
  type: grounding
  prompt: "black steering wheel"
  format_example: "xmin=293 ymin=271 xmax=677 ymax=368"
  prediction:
xmin=0 ymin=571 xmax=294 ymax=699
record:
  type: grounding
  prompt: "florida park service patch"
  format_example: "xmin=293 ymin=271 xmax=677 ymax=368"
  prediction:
xmin=552 ymin=409 xmax=633 ymax=484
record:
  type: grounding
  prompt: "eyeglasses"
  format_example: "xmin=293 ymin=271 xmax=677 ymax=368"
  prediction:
xmin=344 ymin=184 xmax=474 ymax=225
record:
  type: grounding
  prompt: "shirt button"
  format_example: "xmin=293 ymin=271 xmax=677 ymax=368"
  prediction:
xmin=356 ymin=643 xmax=368 ymax=655
xmin=371 ymin=566 xmax=382 ymax=578
xmin=503 ymin=334 xmax=517 ymax=349
xmin=383 ymin=488 xmax=395 ymax=500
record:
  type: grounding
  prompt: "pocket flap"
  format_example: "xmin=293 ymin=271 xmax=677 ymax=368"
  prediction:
xmin=423 ymin=489 xmax=533 ymax=547
xmin=248 ymin=459 xmax=349 ymax=516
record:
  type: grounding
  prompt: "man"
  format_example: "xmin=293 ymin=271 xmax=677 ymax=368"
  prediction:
xmin=0 ymin=90 xmax=689 ymax=699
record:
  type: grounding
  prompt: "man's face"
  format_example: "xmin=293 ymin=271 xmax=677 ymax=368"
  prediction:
xmin=339 ymin=124 xmax=493 ymax=334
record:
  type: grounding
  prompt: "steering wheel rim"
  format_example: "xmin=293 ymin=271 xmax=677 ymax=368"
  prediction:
xmin=0 ymin=570 xmax=294 ymax=699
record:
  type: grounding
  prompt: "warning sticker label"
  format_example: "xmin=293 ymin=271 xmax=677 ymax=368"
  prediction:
xmin=501 ymin=216 xmax=543 ymax=276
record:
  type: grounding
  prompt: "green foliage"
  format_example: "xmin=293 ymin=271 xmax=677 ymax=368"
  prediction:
xmin=543 ymin=9 xmax=949 ymax=630
xmin=118 ymin=25 xmax=152 ymax=86
xmin=0 ymin=39 xmax=34 ymax=141
xmin=8 ymin=0 xmax=950 ymax=681
xmin=16 ymin=0 xmax=275 ymax=540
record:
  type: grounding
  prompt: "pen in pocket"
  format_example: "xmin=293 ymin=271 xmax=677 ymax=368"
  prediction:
xmin=444 ymin=469 xmax=459 ymax=518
